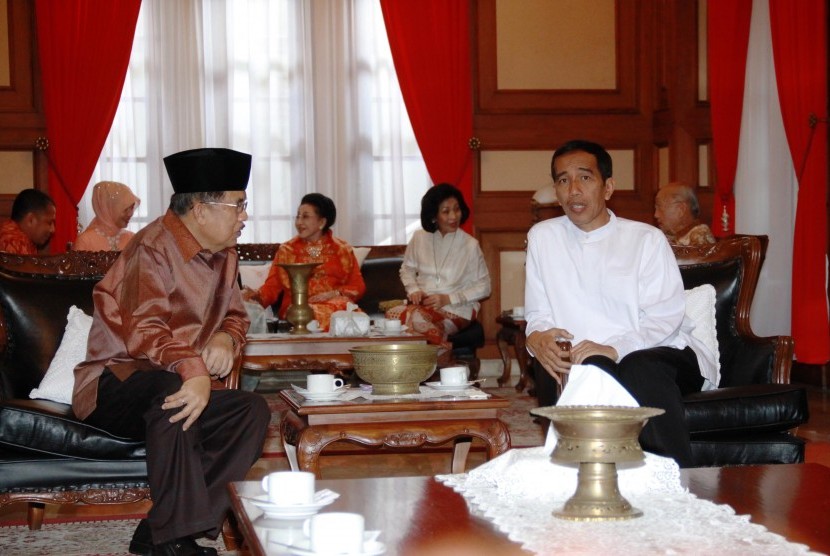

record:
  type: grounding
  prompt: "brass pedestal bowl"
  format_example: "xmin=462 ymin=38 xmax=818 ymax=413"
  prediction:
xmin=530 ymin=405 xmax=664 ymax=521
xmin=349 ymin=344 xmax=439 ymax=395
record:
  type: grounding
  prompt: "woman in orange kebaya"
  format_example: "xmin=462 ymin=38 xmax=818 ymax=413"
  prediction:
xmin=242 ymin=193 xmax=365 ymax=331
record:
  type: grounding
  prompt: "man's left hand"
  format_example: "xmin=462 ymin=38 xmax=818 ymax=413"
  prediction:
xmin=570 ymin=341 xmax=618 ymax=364
xmin=202 ymin=331 xmax=235 ymax=379
xmin=162 ymin=375 xmax=211 ymax=431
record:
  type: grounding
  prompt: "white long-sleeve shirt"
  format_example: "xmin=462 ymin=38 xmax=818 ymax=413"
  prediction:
xmin=400 ymin=229 xmax=491 ymax=320
xmin=524 ymin=211 xmax=719 ymax=387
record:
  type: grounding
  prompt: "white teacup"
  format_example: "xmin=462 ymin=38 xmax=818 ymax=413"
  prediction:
xmin=440 ymin=365 xmax=468 ymax=385
xmin=512 ymin=305 xmax=525 ymax=318
xmin=383 ymin=319 xmax=402 ymax=333
xmin=304 ymin=512 xmax=365 ymax=555
xmin=261 ymin=471 xmax=315 ymax=506
xmin=307 ymin=374 xmax=345 ymax=393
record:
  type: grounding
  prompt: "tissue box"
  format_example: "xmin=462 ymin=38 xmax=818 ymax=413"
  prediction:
xmin=330 ymin=310 xmax=371 ymax=337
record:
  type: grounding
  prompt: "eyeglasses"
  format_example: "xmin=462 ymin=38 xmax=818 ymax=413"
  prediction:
xmin=201 ymin=200 xmax=248 ymax=214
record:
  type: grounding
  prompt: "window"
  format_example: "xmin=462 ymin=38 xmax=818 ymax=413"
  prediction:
xmin=83 ymin=0 xmax=430 ymax=246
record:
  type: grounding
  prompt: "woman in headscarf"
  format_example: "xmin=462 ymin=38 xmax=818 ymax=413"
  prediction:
xmin=74 ymin=181 xmax=141 ymax=251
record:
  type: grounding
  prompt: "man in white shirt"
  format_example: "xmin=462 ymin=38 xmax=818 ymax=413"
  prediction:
xmin=525 ymin=140 xmax=717 ymax=468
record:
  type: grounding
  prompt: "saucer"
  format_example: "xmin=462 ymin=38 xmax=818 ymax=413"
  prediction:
xmin=424 ymin=381 xmax=477 ymax=391
xmin=291 ymin=384 xmax=348 ymax=401
xmin=376 ymin=325 xmax=408 ymax=336
xmin=244 ymin=490 xmax=339 ymax=519
xmin=269 ymin=535 xmax=385 ymax=556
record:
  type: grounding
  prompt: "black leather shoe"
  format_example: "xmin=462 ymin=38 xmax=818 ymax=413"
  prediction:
xmin=129 ymin=520 xmax=217 ymax=556
xmin=151 ymin=538 xmax=218 ymax=556
xmin=129 ymin=519 xmax=153 ymax=555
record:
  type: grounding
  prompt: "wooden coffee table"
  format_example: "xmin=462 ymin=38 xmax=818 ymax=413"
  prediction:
xmin=278 ymin=389 xmax=511 ymax=477
xmin=228 ymin=463 xmax=830 ymax=555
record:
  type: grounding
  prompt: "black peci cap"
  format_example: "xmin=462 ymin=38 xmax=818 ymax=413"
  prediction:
xmin=163 ymin=148 xmax=251 ymax=193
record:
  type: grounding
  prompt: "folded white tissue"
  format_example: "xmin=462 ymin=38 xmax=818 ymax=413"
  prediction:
xmin=330 ymin=303 xmax=370 ymax=337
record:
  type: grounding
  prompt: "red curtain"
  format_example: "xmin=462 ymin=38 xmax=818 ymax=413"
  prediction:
xmin=379 ymin=0 xmax=474 ymax=229
xmin=707 ymin=1 xmax=753 ymax=238
xmin=769 ymin=0 xmax=830 ymax=363
xmin=35 ymin=0 xmax=141 ymax=252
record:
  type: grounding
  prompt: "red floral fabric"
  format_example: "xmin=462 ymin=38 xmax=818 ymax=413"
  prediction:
xmin=0 ymin=220 xmax=37 ymax=255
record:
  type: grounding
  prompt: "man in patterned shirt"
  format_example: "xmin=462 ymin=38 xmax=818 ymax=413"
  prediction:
xmin=654 ymin=182 xmax=715 ymax=246
xmin=0 ymin=188 xmax=56 ymax=254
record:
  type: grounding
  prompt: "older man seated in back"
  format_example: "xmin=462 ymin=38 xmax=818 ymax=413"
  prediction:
xmin=654 ymin=182 xmax=715 ymax=246
xmin=0 ymin=188 xmax=56 ymax=254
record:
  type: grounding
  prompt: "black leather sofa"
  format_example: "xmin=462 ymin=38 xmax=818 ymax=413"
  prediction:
xmin=676 ymin=235 xmax=807 ymax=466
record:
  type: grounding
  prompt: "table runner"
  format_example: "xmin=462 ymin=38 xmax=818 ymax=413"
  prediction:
xmin=437 ymin=447 xmax=819 ymax=555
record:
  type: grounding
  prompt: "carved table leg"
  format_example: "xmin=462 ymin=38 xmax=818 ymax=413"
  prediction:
xmin=514 ymin=330 xmax=533 ymax=393
xmin=280 ymin=410 xmax=306 ymax=473
xmin=496 ymin=327 xmax=513 ymax=387
xmin=284 ymin=443 xmax=300 ymax=471
xmin=485 ymin=419 xmax=512 ymax=460
xmin=452 ymin=438 xmax=472 ymax=473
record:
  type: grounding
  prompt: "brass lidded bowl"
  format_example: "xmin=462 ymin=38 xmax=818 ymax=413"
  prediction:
xmin=350 ymin=344 xmax=439 ymax=395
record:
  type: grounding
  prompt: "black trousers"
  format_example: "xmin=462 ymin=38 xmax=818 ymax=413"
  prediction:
xmin=535 ymin=347 xmax=704 ymax=468
xmin=85 ymin=369 xmax=271 ymax=544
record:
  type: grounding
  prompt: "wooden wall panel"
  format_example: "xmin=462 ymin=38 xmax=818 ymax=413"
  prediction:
xmin=0 ymin=0 xmax=46 ymax=219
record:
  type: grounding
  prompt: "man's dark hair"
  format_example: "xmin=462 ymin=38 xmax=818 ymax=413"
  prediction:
xmin=551 ymin=140 xmax=613 ymax=181
xmin=420 ymin=183 xmax=470 ymax=233
xmin=300 ymin=193 xmax=337 ymax=232
xmin=169 ymin=191 xmax=227 ymax=215
xmin=11 ymin=189 xmax=55 ymax=222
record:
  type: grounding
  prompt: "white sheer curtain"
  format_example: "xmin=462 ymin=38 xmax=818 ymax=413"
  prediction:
xmin=81 ymin=0 xmax=430 ymax=246
xmin=733 ymin=0 xmax=796 ymax=337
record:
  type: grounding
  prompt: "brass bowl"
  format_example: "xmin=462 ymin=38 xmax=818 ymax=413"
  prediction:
xmin=530 ymin=405 xmax=665 ymax=464
xmin=349 ymin=344 xmax=439 ymax=395
xmin=530 ymin=405 xmax=664 ymax=521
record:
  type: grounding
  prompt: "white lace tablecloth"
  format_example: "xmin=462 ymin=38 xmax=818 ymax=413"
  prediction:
xmin=437 ymin=447 xmax=820 ymax=555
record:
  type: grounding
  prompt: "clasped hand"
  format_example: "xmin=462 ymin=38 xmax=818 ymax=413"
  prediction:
xmin=407 ymin=290 xmax=449 ymax=309
xmin=526 ymin=328 xmax=617 ymax=385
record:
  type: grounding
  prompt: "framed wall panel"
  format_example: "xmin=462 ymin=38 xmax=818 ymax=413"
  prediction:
xmin=0 ymin=0 xmax=39 ymax=119
xmin=475 ymin=0 xmax=640 ymax=113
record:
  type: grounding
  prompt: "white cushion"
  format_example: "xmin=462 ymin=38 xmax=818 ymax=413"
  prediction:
xmin=239 ymin=262 xmax=271 ymax=290
xmin=684 ymin=284 xmax=720 ymax=370
xmin=29 ymin=306 xmax=93 ymax=404
xmin=353 ymin=247 xmax=371 ymax=267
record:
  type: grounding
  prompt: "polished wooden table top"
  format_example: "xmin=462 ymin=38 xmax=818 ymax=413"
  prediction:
xmin=244 ymin=332 xmax=426 ymax=357
xmin=680 ymin=463 xmax=830 ymax=554
xmin=229 ymin=463 xmax=830 ymax=555
xmin=279 ymin=388 xmax=510 ymax=417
